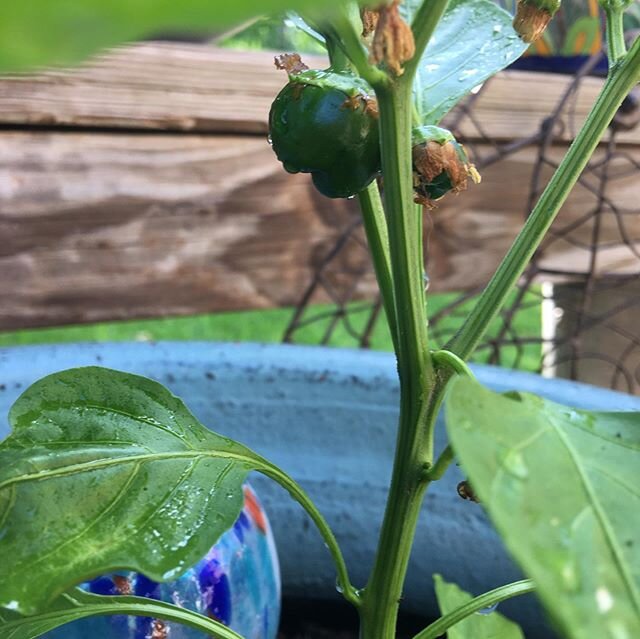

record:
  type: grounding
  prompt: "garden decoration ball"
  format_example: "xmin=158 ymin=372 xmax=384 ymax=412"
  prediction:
xmin=44 ymin=484 xmax=280 ymax=639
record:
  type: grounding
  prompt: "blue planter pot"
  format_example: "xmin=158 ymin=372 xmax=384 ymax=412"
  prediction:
xmin=1 ymin=342 xmax=639 ymax=638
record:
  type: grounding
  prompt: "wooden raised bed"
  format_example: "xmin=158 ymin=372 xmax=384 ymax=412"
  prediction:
xmin=1 ymin=43 xmax=638 ymax=330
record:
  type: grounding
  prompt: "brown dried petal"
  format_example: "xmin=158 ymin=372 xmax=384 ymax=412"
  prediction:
xmin=361 ymin=8 xmax=380 ymax=38
xmin=370 ymin=0 xmax=415 ymax=76
xmin=413 ymin=141 xmax=468 ymax=192
xmin=513 ymin=2 xmax=552 ymax=43
xmin=274 ymin=53 xmax=309 ymax=75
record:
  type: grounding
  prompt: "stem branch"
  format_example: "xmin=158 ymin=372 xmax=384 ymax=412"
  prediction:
xmin=448 ymin=39 xmax=640 ymax=360
xmin=256 ymin=458 xmax=360 ymax=607
xmin=413 ymin=579 xmax=536 ymax=639
xmin=359 ymin=182 xmax=400 ymax=353
xmin=605 ymin=5 xmax=627 ymax=63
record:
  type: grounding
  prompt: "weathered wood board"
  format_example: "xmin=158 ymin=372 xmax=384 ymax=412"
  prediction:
xmin=0 ymin=43 xmax=636 ymax=144
xmin=2 ymin=129 xmax=638 ymax=330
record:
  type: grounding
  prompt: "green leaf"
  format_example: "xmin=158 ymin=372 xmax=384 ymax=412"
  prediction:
xmin=404 ymin=0 xmax=527 ymax=125
xmin=433 ymin=574 xmax=525 ymax=639
xmin=0 ymin=0 xmax=345 ymax=73
xmin=1 ymin=588 xmax=243 ymax=639
xmin=445 ymin=378 xmax=640 ymax=639
xmin=0 ymin=367 xmax=261 ymax=615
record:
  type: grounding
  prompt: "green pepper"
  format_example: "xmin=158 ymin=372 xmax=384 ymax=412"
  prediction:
xmin=411 ymin=125 xmax=480 ymax=207
xmin=269 ymin=69 xmax=381 ymax=199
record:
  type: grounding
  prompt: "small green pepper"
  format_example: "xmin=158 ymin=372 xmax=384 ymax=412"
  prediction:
xmin=411 ymin=125 xmax=480 ymax=207
xmin=269 ymin=69 xmax=381 ymax=199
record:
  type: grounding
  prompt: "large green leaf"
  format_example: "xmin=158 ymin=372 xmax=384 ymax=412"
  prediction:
xmin=403 ymin=0 xmax=527 ymax=125
xmin=0 ymin=589 xmax=243 ymax=639
xmin=445 ymin=378 xmax=640 ymax=639
xmin=0 ymin=367 xmax=261 ymax=615
xmin=0 ymin=0 xmax=345 ymax=73
xmin=433 ymin=574 xmax=524 ymax=639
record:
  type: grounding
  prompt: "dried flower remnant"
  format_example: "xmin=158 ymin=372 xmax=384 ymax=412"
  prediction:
xmin=370 ymin=0 xmax=415 ymax=76
xmin=513 ymin=0 xmax=561 ymax=43
xmin=274 ymin=53 xmax=309 ymax=75
xmin=361 ymin=7 xmax=380 ymax=38
xmin=342 ymin=94 xmax=380 ymax=119
xmin=411 ymin=126 xmax=480 ymax=208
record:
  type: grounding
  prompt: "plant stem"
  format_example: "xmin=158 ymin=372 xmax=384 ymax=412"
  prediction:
xmin=422 ymin=443 xmax=454 ymax=481
xmin=358 ymin=81 xmax=435 ymax=639
xmin=4 ymin=589 xmax=244 ymax=639
xmin=405 ymin=0 xmax=451 ymax=79
xmin=605 ymin=5 xmax=627 ymax=63
xmin=447 ymin=37 xmax=640 ymax=361
xmin=413 ymin=579 xmax=536 ymax=639
xmin=256 ymin=457 xmax=360 ymax=607
xmin=431 ymin=349 xmax=475 ymax=378
xmin=359 ymin=182 xmax=400 ymax=353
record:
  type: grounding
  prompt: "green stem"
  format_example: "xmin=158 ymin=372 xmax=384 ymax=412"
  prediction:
xmin=405 ymin=0 xmax=451 ymax=80
xmin=448 ymin=37 xmax=640 ymax=361
xmin=376 ymin=83 xmax=432 ymax=390
xmin=256 ymin=458 xmax=360 ymax=607
xmin=605 ymin=5 xmax=627 ymax=63
xmin=413 ymin=579 xmax=536 ymax=639
xmin=359 ymin=398 xmax=438 ymax=639
xmin=327 ymin=9 xmax=388 ymax=87
xmin=422 ymin=444 xmax=454 ymax=481
xmin=432 ymin=349 xmax=475 ymax=378
xmin=359 ymin=182 xmax=400 ymax=354
xmin=4 ymin=589 xmax=244 ymax=639
xmin=355 ymin=0 xmax=462 ymax=632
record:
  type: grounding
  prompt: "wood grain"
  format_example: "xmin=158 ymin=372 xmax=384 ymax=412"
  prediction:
xmin=0 ymin=44 xmax=326 ymax=134
xmin=2 ymin=132 xmax=639 ymax=330
xmin=0 ymin=132 xmax=365 ymax=329
xmin=0 ymin=43 xmax=636 ymax=144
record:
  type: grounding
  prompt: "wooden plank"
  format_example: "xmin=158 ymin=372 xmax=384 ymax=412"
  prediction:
xmin=0 ymin=43 xmax=637 ymax=144
xmin=2 ymin=133 xmax=639 ymax=330
xmin=0 ymin=131 xmax=364 ymax=329
xmin=0 ymin=44 xmax=326 ymax=134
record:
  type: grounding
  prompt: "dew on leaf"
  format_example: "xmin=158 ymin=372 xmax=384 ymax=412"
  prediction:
xmin=596 ymin=587 xmax=614 ymax=613
xmin=499 ymin=450 xmax=529 ymax=479
xmin=476 ymin=602 xmax=499 ymax=615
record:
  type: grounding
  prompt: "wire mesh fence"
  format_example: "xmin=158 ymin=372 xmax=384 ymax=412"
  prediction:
xmin=283 ymin=53 xmax=640 ymax=394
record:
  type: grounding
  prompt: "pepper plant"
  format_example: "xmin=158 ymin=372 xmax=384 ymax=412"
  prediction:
xmin=0 ymin=1 xmax=639 ymax=638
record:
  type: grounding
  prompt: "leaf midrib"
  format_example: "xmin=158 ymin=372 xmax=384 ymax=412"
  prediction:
xmin=0 ymin=449 xmax=254 ymax=491
xmin=552 ymin=415 xmax=640 ymax=614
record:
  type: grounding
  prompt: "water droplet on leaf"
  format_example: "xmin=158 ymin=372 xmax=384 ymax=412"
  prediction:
xmin=500 ymin=450 xmax=528 ymax=479
xmin=476 ymin=602 xmax=499 ymax=615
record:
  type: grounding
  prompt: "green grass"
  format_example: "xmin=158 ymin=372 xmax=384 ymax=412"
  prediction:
xmin=0 ymin=291 xmax=542 ymax=371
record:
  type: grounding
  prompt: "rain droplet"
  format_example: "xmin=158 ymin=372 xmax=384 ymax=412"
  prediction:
xmin=459 ymin=69 xmax=479 ymax=80
xmin=500 ymin=450 xmax=529 ymax=479
xmin=335 ymin=579 xmax=344 ymax=594
xmin=493 ymin=24 xmax=503 ymax=35
xmin=476 ymin=602 xmax=499 ymax=615
xmin=561 ymin=560 xmax=580 ymax=592
xmin=266 ymin=134 xmax=273 ymax=146
xmin=596 ymin=587 xmax=614 ymax=613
